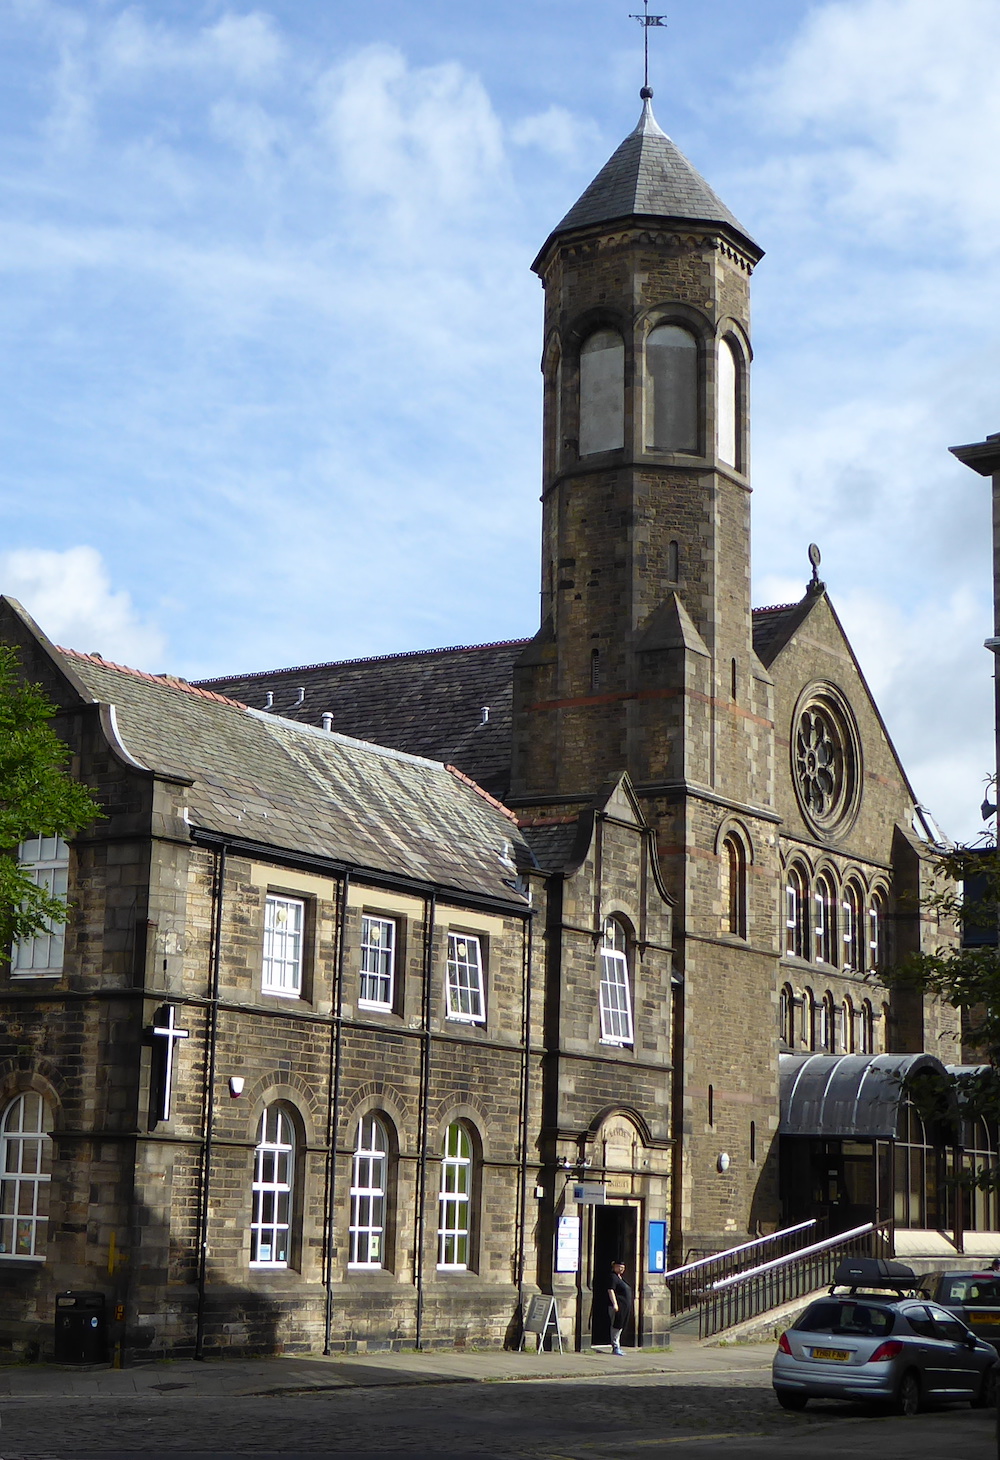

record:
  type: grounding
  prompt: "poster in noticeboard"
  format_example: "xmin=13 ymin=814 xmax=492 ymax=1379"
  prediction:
xmin=555 ymin=1215 xmax=580 ymax=1272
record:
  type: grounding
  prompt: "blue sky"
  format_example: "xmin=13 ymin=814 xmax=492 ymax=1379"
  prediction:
xmin=1 ymin=0 xmax=998 ymax=839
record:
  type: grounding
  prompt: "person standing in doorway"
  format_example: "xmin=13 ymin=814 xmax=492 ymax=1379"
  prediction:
xmin=607 ymin=1259 xmax=632 ymax=1355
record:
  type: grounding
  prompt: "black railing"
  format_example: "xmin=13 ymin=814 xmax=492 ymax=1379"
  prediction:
xmin=696 ymin=1221 xmax=894 ymax=1339
xmin=665 ymin=1219 xmax=822 ymax=1320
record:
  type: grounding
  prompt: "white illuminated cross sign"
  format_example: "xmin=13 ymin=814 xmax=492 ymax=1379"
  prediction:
xmin=151 ymin=1004 xmax=189 ymax=1121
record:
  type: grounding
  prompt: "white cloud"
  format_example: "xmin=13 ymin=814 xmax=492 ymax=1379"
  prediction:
xmin=510 ymin=106 xmax=601 ymax=164
xmin=101 ymin=9 xmax=286 ymax=85
xmin=0 ymin=547 xmax=166 ymax=669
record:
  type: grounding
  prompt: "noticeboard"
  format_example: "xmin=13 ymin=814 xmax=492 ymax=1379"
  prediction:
xmin=555 ymin=1215 xmax=580 ymax=1273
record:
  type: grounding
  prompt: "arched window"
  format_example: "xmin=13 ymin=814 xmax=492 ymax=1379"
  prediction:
xmin=438 ymin=1122 xmax=474 ymax=1270
xmin=814 ymin=874 xmax=837 ymax=966
xmin=805 ymin=989 xmax=818 ymax=1051
xmin=599 ymin=918 xmax=634 ymax=1045
xmin=894 ymin=1100 xmax=935 ymax=1228
xmin=860 ymin=999 xmax=875 ymax=1055
xmin=841 ymin=997 xmax=855 ymax=1054
xmin=646 ymin=324 xmax=697 ymax=453
xmin=869 ymin=891 xmax=887 ymax=972
xmin=819 ymin=991 xmax=836 ymax=1052
xmin=349 ymin=1115 xmax=389 ymax=1268
xmin=579 ymin=329 xmax=624 ymax=456
xmin=717 ymin=337 xmax=739 ymax=467
xmin=251 ymin=1104 xmax=295 ymax=1267
xmin=779 ymin=984 xmax=795 ymax=1048
xmin=723 ymin=834 xmax=747 ymax=939
xmin=842 ymin=882 xmax=864 ymax=973
xmin=0 ymin=1093 xmax=51 ymax=1258
xmin=785 ymin=865 xmax=809 ymax=960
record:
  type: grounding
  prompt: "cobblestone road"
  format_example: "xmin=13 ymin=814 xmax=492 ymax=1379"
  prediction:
xmin=0 ymin=1364 xmax=994 ymax=1460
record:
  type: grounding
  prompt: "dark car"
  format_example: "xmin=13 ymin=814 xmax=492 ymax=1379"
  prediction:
xmin=773 ymin=1257 xmax=999 ymax=1414
xmin=920 ymin=1270 xmax=1000 ymax=1351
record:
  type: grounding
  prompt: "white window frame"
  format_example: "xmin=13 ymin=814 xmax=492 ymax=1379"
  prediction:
xmin=349 ymin=1115 xmax=388 ymax=1268
xmin=437 ymin=1122 xmax=472 ymax=1270
xmin=869 ymin=896 xmax=885 ymax=970
xmin=445 ymin=934 xmax=485 ymax=1024
xmin=359 ymin=916 xmax=396 ymax=1010
xmin=250 ymin=1105 xmax=294 ymax=1267
xmin=262 ymin=895 xmax=304 ymax=997
xmin=10 ymin=837 xmax=69 ymax=978
xmin=599 ymin=919 xmax=634 ymax=1046
xmin=0 ymin=1093 xmax=51 ymax=1259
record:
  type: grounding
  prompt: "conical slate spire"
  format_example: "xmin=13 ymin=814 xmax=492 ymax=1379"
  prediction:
xmin=539 ymin=95 xmax=760 ymax=261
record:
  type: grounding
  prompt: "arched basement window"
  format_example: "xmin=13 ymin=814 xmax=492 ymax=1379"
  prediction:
xmin=646 ymin=324 xmax=697 ymax=453
xmin=718 ymin=337 xmax=739 ymax=467
xmin=579 ymin=329 xmax=625 ymax=455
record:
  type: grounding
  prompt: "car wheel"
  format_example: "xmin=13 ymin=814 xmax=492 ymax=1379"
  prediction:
xmin=896 ymin=1370 xmax=921 ymax=1417
xmin=775 ymin=1390 xmax=808 ymax=1411
xmin=971 ymin=1367 xmax=998 ymax=1409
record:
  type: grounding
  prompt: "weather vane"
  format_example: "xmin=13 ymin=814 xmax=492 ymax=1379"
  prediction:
xmin=630 ymin=1 xmax=667 ymax=94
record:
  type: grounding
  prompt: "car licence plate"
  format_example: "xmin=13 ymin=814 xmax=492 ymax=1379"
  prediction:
xmin=810 ymin=1347 xmax=850 ymax=1361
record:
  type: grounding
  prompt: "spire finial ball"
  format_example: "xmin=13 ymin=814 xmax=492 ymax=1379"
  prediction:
xmin=640 ymin=86 xmax=654 ymax=100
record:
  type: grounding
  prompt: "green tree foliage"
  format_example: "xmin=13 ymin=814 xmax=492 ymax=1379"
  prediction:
xmin=0 ymin=645 xmax=102 ymax=950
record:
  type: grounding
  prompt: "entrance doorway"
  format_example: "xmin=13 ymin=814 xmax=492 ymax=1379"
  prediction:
xmin=590 ymin=1205 xmax=638 ymax=1347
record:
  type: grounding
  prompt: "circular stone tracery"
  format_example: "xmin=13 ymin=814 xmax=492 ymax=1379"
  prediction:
xmin=791 ymin=686 xmax=862 ymax=837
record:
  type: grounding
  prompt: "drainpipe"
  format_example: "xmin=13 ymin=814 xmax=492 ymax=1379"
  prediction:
xmin=323 ymin=868 xmax=351 ymax=1354
xmin=514 ymin=906 xmax=534 ymax=1343
xmin=194 ymin=842 xmax=226 ymax=1359
xmin=414 ymin=892 xmax=436 ymax=1350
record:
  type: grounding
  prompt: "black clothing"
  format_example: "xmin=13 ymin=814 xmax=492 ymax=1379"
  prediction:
xmin=609 ymin=1273 xmax=632 ymax=1319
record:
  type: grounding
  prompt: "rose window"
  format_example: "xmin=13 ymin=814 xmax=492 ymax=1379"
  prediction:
xmin=791 ymin=688 xmax=861 ymax=836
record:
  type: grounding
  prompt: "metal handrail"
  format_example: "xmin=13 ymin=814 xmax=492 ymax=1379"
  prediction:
xmin=663 ymin=1220 xmax=817 ymax=1281
xmin=708 ymin=1223 xmax=875 ymax=1289
xmin=696 ymin=1221 xmax=893 ymax=1339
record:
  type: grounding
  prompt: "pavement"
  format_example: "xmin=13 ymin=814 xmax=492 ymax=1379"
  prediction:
xmin=0 ymin=1333 xmax=766 ymax=1399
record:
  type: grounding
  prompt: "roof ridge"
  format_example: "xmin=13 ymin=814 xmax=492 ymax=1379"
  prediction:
xmin=194 ymin=638 xmax=532 ymax=686
xmin=445 ymin=764 xmax=519 ymax=826
xmin=752 ymin=602 xmax=801 ymax=615
xmin=58 ymin=647 xmax=249 ymax=710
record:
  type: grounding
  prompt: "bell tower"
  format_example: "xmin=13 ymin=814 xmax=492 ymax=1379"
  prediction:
xmin=511 ymin=90 xmax=768 ymax=811
xmin=511 ymin=93 xmax=783 ymax=1255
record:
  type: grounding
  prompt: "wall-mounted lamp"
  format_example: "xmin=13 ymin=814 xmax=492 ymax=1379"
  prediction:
xmin=717 ymin=1152 xmax=731 ymax=1173
xmin=228 ymin=1076 xmax=245 ymax=1099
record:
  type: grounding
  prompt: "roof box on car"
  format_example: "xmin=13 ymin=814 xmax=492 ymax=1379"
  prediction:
xmin=833 ymin=1257 xmax=917 ymax=1291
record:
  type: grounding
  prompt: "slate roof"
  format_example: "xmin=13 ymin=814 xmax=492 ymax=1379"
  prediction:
xmin=59 ymin=649 xmax=531 ymax=907
xmin=751 ymin=593 xmax=818 ymax=667
xmin=538 ymin=97 xmax=760 ymax=263
xmin=196 ymin=641 xmax=529 ymax=801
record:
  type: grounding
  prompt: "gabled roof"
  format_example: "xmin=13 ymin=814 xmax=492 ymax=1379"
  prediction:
xmin=535 ymin=96 xmax=761 ymax=268
xmin=55 ymin=647 xmax=531 ymax=907
xmin=197 ymin=641 xmax=529 ymax=801
xmin=751 ymin=597 xmax=817 ymax=667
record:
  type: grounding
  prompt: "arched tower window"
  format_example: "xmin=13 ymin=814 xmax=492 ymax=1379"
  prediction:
xmin=814 ymin=873 xmax=837 ymax=966
xmin=645 ymin=324 xmax=697 ymax=453
xmin=718 ymin=337 xmax=739 ymax=467
xmin=723 ymin=833 xmax=747 ymax=939
xmin=843 ymin=882 xmax=864 ymax=973
xmin=785 ymin=865 xmax=809 ymax=960
xmin=579 ymin=329 xmax=624 ymax=456
xmin=779 ymin=984 xmax=795 ymax=1048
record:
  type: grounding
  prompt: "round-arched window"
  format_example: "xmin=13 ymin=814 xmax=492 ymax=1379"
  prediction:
xmin=579 ymin=329 xmax=625 ymax=456
xmin=646 ymin=324 xmax=697 ymax=453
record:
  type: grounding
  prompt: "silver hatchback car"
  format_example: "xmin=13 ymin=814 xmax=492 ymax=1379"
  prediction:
xmin=773 ymin=1262 xmax=999 ymax=1414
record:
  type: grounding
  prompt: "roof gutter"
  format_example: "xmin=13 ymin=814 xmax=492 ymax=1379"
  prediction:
xmin=188 ymin=828 xmax=533 ymax=920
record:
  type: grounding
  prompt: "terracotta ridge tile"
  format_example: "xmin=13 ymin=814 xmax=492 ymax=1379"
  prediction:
xmin=444 ymin=764 xmax=520 ymax=825
xmin=57 ymin=647 xmax=249 ymax=710
xmin=752 ymin=602 xmax=799 ymax=615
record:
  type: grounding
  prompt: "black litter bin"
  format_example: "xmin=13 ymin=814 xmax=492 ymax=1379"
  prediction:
xmin=54 ymin=1291 xmax=107 ymax=1364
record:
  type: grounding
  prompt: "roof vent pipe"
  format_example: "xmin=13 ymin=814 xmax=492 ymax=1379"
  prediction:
xmin=294 ymin=687 xmax=305 ymax=707
xmin=264 ymin=692 xmax=274 ymax=710
xmin=321 ymin=712 xmax=333 ymax=733
xmin=480 ymin=706 xmax=490 ymax=724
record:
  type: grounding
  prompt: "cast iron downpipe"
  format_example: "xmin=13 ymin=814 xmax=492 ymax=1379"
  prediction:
xmin=513 ymin=907 xmax=534 ymax=1343
xmin=194 ymin=842 xmax=226 ymax=1360
xmin=413 ymin=891 xmax=436 ymax=1351
xmin=323 ymin=868 xmax=351 ymax=1354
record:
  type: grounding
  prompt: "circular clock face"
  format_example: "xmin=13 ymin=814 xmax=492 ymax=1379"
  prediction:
xmin=792 ymin=686 xmax=862 ymax=836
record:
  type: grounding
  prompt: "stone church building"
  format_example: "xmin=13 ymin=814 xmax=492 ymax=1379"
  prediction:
xmin=0 ymin=92 xmax=990 ymax=1362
